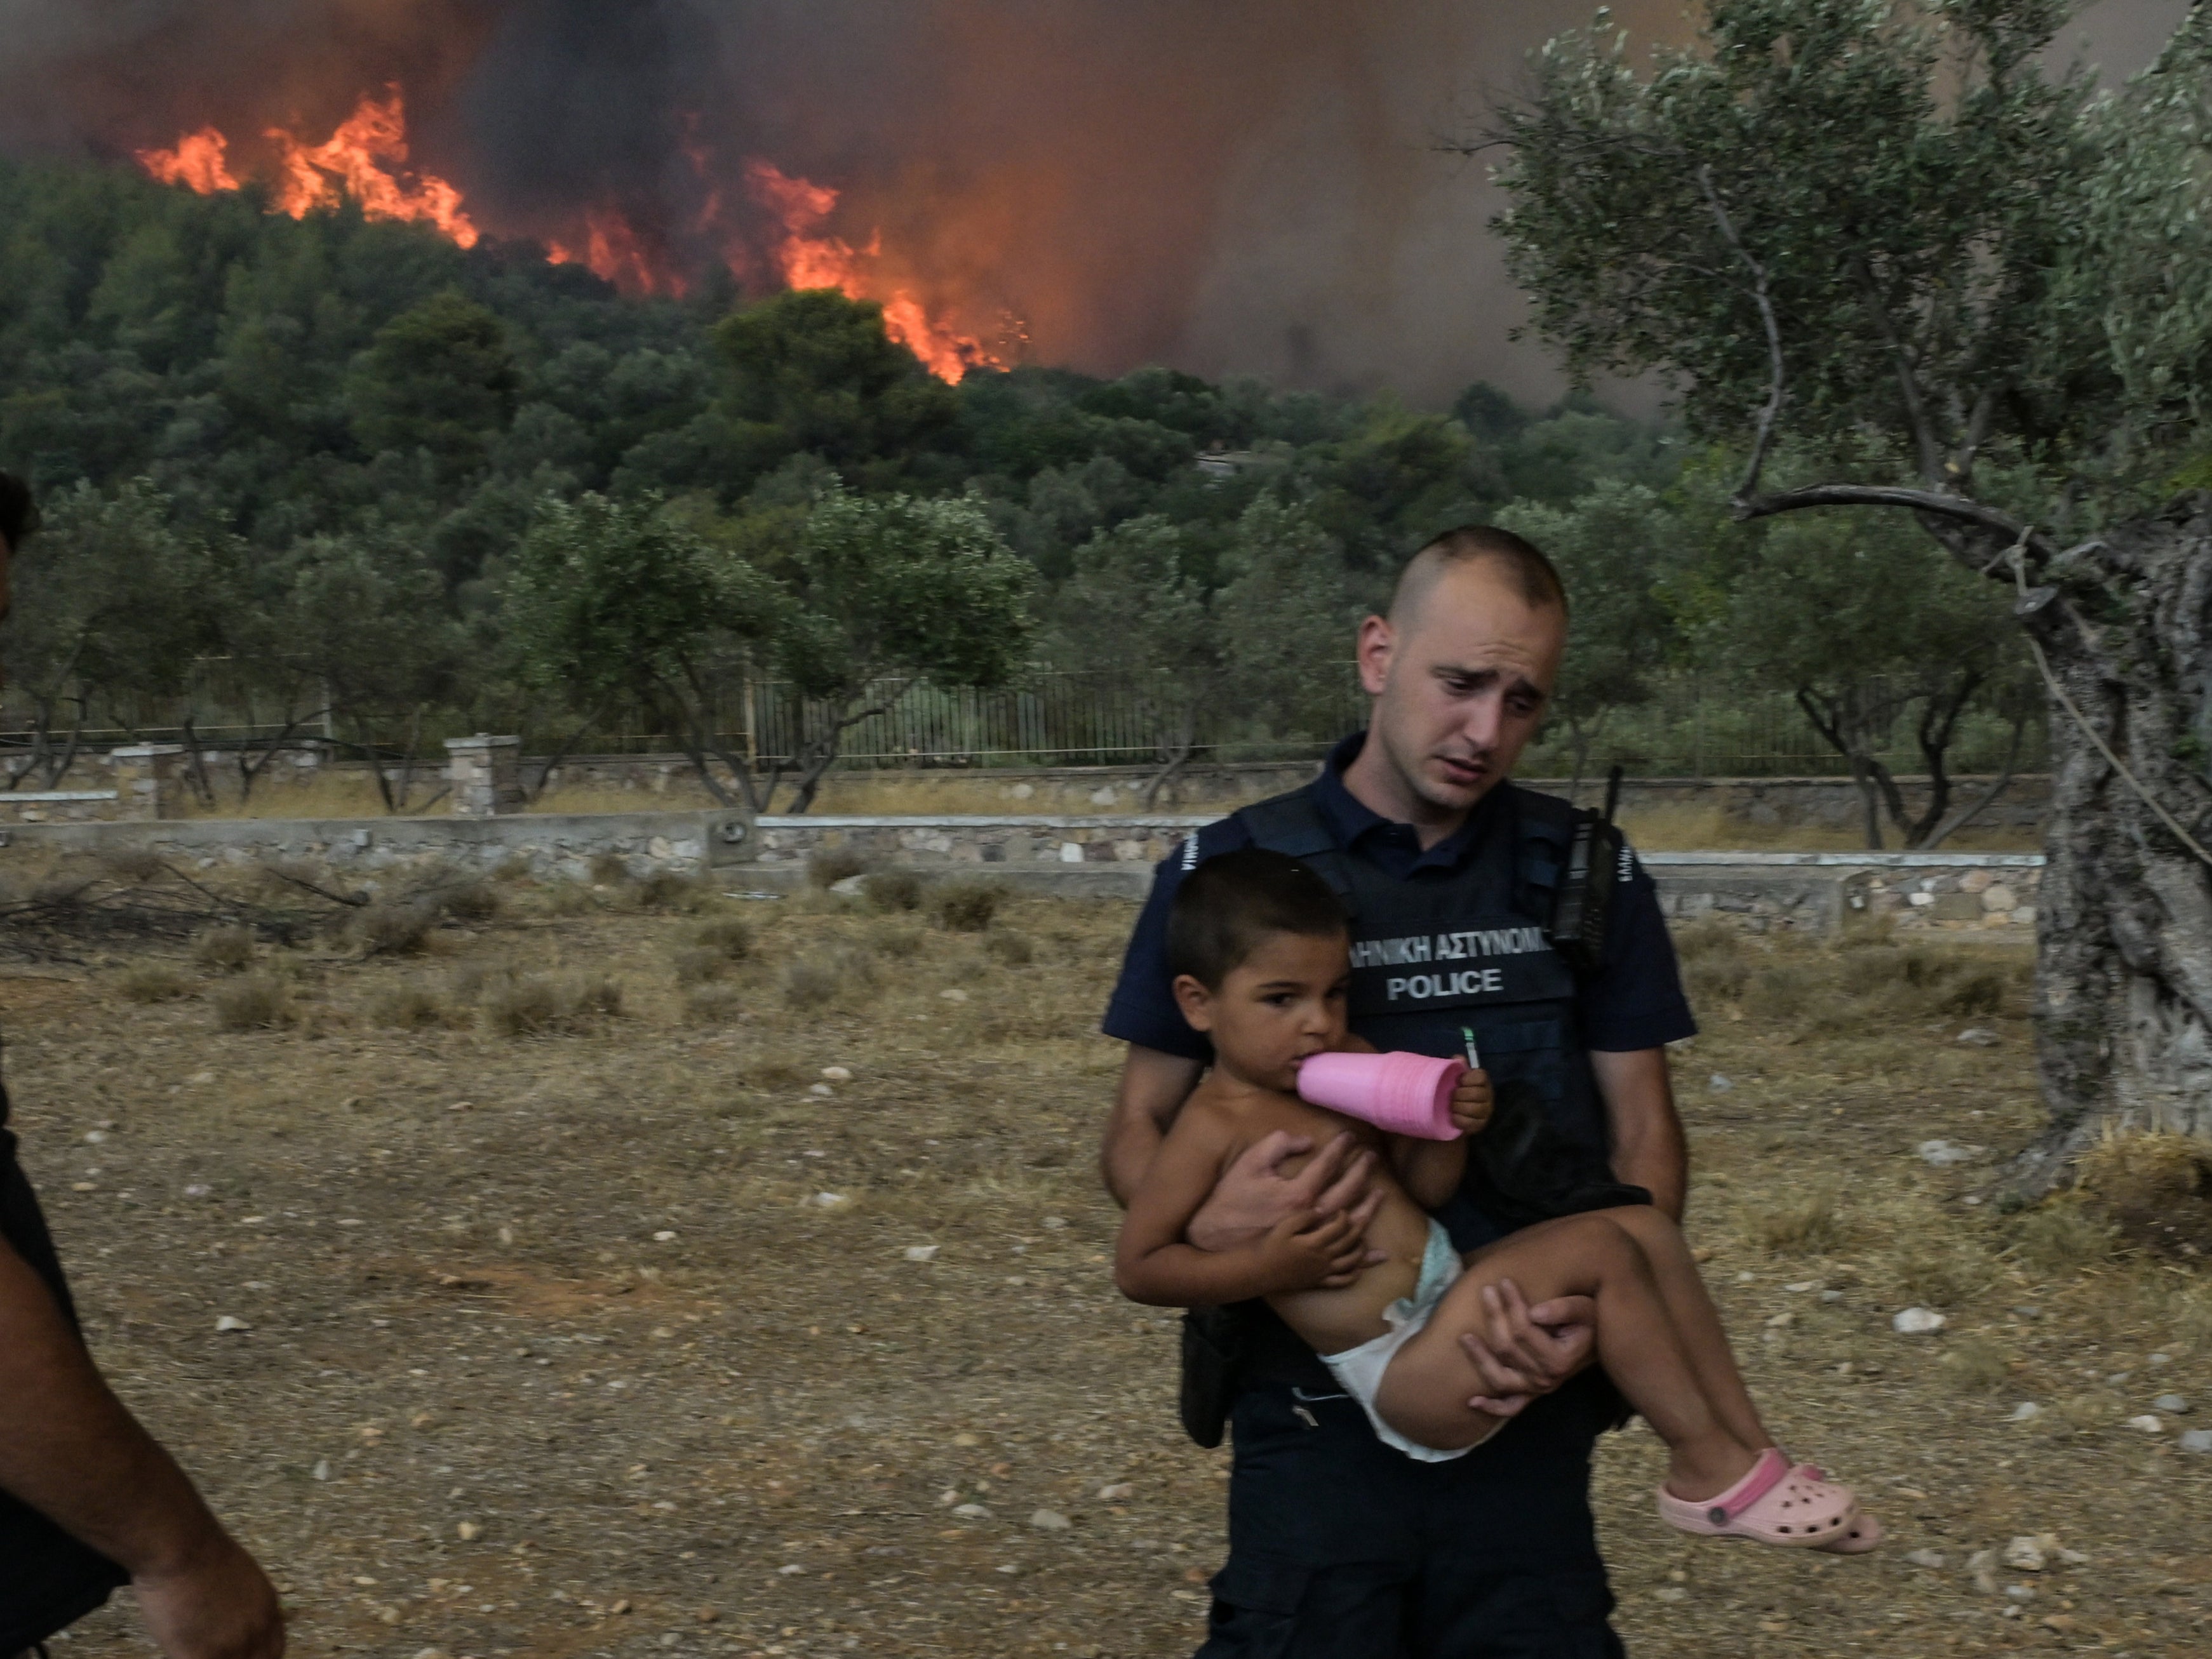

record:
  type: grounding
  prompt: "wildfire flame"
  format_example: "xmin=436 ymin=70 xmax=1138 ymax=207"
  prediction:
xmin=135 ymin=94 xmax=998 ymax=383
xmin=135 ymin=87 xmax=477 ymax=248
xmin=135 ymin=128 xmax=239 ymax=194
xmin=744 ymin=160 xmax=1002 ymax=383
xmin=547 ymin=210 xmax=687 ymax=300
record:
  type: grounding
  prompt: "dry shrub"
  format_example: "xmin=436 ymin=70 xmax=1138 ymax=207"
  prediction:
xmin=672 ymin=947 xmax=727 ymax=986
xmin=117 ymin=964 xmax=195 ymax=1003
xmin=2074 ymin=1131 xmax=2212 ymax=1256
xmin=2009 ymin=1201 xmax=2120 ymax=1278
xmin=213 ymin=975 xmax=293 ymax=1032
xmin=782 ymin=954 xmax=845 ymax=1009
xmin=865 ymin=869 xmax=925 ymax=912
xmin=2051 ymin=1390 xmax=2127 ymax=1434
xmin=1751 ymin=1193 xmax=1846 ymax=1256
xmin=193 ymin=924 xmax=257 ymax=973
xmin=1890 ymin=1243 xmax=1994 ymax=1307
xmin=985 ymin=930 xmax=1035 ymax=966
xmin=370 ymin=982 xmax=451 ymax=1030
xmin=1673 ymin=919 xmax=1745 ymax=963
xmin=484 ymin=974 xmax=622 ymax=1037
xmin=100 ymin=846 xmax=168 ymax=884
xmin=684 ymin=984 xmax=743 ymax=1026
xmin=537 ymin=882 xmax=598 ymax=917
xmin=490 ymin=855 xmax=534 ymax=883
xmin=808 ymin=848 xmax=871 ymax=889
xmin=930 ymin=879 xmax=1002 ymax=933
xmin=1741 ymin=961 xmax=1822 ymax=1025
xmin=867 ymin=922 xmax=925 ymax=960
xmin=689 ymin=917 xmax=753 ymax=961
xmin=589 ymin=852 xmax=631 ymax=886
xmin=628 ymin=870 xmax=713 ymax=912
xmin=353 ymin=901 xmax=436 ymax=957
xmin=1936 ymin=1333 xmax=2014 ymax=1393
xmin=436 ymin=880 xmax=501 ymax=923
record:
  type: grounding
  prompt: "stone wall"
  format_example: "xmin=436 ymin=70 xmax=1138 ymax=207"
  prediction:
xmin=0 ymin=808 xmax=2045 ymax=937
xmin=0 ymin=743 xmax=2054 ymax=833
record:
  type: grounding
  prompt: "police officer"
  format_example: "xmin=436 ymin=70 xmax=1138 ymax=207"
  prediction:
xmin=1100 ymin=526 xmax=1694 ymax=1657
xmin=0 ymin=472 xmax=285 ymax=1659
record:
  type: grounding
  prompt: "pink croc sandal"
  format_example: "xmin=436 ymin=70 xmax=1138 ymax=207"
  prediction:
xmin=1656 ymin=1448 xmax=1860 ymax=1548
xmin=1793 ymin=1464 xmax=1882 ymax=1554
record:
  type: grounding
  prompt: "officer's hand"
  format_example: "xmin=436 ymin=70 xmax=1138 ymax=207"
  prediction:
xmin=1188 ymin=1129 xmax=1381 ymax=1255
xmin=135 ymin=1531 xmax=286 ymax=1659
xmin=1254 ymin=1208 xmax=1370 ymax=1294
xmin=1449 ymin=1069 xmax=1493 ymax=1138
xmin=1456 ymin=1281 xmax=1595 ymax=1404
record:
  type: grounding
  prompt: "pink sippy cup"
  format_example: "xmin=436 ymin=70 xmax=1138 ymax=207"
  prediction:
xmin=1295 ymin=1050 xmax=1466 ymax=1140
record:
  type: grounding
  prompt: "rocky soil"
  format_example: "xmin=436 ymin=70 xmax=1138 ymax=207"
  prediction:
xmin=3 ymin=874 xmax=2207 ymax=1658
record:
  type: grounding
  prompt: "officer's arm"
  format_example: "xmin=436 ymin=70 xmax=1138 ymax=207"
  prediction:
xmin=0 ymin=1234 xmax=284 ymax=1657
xmin=1101 ymin=1044 xmax=1205 ymax=1207
xmin=1593 ymin=1047 xmax=1688 ymax=1220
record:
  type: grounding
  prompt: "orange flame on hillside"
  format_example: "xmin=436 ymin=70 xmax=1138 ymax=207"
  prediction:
xmin=135 ymin=96 xmax=999 ymax=383
xmin=547 ymin=208 xmax=687 ymax=298
xmin=744 ymin=160 xmax=1001 ymax=383
xmin=134 ymin=88 xmax=477 ymax=248
xmin=135 ymin=128 xmax=239 ymax=194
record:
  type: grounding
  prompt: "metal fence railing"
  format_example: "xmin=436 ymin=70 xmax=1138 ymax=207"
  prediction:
xmin=1 ymin=670 xmax=2046 ymax=780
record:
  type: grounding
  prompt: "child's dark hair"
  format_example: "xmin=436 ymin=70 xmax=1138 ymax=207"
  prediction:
xmin=1167 ymin=847 xmax=1349 ymax=989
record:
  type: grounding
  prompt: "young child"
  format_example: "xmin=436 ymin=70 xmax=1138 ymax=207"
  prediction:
xmin=1116 ymin=848 xmax=1879 ymax=1552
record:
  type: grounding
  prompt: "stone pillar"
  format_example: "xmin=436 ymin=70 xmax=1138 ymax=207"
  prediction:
xmin=111 ymin=745 xmax=184 ymax=820
xmin=445 ymin=734 xmax=524 ymax=818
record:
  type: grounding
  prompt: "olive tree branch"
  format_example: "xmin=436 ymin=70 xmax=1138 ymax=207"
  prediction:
xmin=1697 ymin=166 xmax=1786 ymax=505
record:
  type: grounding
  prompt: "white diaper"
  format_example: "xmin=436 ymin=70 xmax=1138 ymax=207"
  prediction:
xmin=1318 ymin=1218 xmax=1469 ymax=1462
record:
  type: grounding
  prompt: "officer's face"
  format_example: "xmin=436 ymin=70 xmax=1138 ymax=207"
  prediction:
xmin=1359 ymin=562 xmax=1564 ymax=818
xmin=1172 ymin=929 xmax=1351 ymax=1093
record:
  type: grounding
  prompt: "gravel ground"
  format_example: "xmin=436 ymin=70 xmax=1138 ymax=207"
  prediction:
xmin=3 ymin=879 xmax=2209 ymax=1658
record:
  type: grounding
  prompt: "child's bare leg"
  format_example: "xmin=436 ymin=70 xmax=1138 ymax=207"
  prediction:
xmin=1599 ymin=1204 xmax=1769 ymax=1451
xmin=1374 ymin=1213 xmax=1761 ymax=1500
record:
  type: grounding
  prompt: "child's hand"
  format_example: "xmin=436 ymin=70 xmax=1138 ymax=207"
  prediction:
xmin=1256 ymin=1207 xmax=1371 ymax=1293
xmin=1450 ymin=1068 xmax=1494 ymax=1138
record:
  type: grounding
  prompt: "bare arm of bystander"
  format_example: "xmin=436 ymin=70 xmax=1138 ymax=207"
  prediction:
xmin=0 ymin=1236 xmax=285 ymax=1659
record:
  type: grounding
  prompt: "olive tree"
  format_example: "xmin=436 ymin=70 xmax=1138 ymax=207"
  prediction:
xmin=777 ymin=487 xmax=1033 ymax=812
xmin=504 ymin=493 xmax=785 ymax=812
xmin=1487 ymin=0 xmax=2212 ymax=1186
xmin=1494 ymin=479 xmax=1682 ymax=803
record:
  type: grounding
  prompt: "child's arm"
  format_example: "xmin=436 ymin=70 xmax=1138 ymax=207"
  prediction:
xmin=1388 ymin=1067 xmax=1492 ymax=1210
xmin=1116 ymin=1105 xmax=1371 ymax=1307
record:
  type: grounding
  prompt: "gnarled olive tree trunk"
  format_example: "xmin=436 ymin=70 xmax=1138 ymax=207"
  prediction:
xmin=2008 ymin=495 xmax=2212 ymax=1193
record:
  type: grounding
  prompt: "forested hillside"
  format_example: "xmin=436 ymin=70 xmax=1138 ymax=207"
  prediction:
xmin=0 ymin=156 xmax=2027 ymax=832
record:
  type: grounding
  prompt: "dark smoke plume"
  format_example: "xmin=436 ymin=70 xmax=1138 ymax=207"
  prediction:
xmin=0 ymin=0 xmax=2187 ymax=406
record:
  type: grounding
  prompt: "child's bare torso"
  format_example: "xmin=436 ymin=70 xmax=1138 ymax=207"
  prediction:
xmin=1186 ymin=1077 xmax=1441 ymax=1356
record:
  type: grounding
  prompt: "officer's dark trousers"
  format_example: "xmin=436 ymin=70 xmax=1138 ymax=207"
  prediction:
xmin=1198 ymin=1375 xmax=1623 ymax=1658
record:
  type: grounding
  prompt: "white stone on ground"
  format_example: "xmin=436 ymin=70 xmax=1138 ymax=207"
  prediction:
xmin=1893 ymin=1307 xmax=1947 ymax=1334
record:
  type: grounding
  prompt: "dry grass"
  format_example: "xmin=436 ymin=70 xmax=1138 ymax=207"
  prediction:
xmin=350 ymin=900 xmax=436 ymax=957
xmin=114 ymin=963 xmax=196 ymax=1003
xmin=864 ymin=867 xmax=926 ymax=912
xmin=15 ymin=883 xmax=2212 ymax=1659
xmin=808 ymin=846 xmax=873 ymax=888
xmin=929 ymin=877 xmax=1003 ymax=933
xmin=210 ymin=974 xmax=292 ymax=1030
xmin=483 ymin=972 xmax=624 ymax=1036
xmin=191 ymin=924 xmax=257 ymax=973
xmin=368 ymin=981 xmax=453 ymax=1030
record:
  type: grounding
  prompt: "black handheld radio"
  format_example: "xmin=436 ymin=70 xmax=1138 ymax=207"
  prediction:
xmin=1548 ymin=764 xmax=1625 ymax=976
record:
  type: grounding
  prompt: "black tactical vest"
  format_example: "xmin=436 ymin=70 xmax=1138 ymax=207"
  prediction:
xmin=1233 ymin=778 xmax=1606 ymax=1247
xmin=0 ymin=1074 xmax=129 ymax=1649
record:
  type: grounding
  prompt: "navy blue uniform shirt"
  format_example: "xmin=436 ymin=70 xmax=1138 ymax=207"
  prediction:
xmin=1101 ymin=733 xmax=1696 ymax=1058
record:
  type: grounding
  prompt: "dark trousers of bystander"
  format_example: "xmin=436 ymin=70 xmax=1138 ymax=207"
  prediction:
xmin=1197 ymin=1376 xmax=1625 ymax=1659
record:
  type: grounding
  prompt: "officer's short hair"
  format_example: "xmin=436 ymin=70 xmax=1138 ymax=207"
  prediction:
xmin=1392 ymin=524 xmax=1567 ymax=623
xmin=0 ymin=470 xmax=36 ymax=552
xmin=1168 ymin=848 xmax=1348 ymax=989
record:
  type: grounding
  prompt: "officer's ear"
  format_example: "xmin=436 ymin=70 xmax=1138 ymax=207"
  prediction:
xmin=1171 ymin=973 xmax=1217 ymax=1032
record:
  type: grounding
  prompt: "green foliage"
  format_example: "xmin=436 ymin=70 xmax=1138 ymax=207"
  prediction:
xmin=346 ymin=288 xmax=519 ymax=480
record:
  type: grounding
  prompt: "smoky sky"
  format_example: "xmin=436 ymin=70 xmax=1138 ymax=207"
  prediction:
xmin=0 ymin=0 xmax=2192 ymax=406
